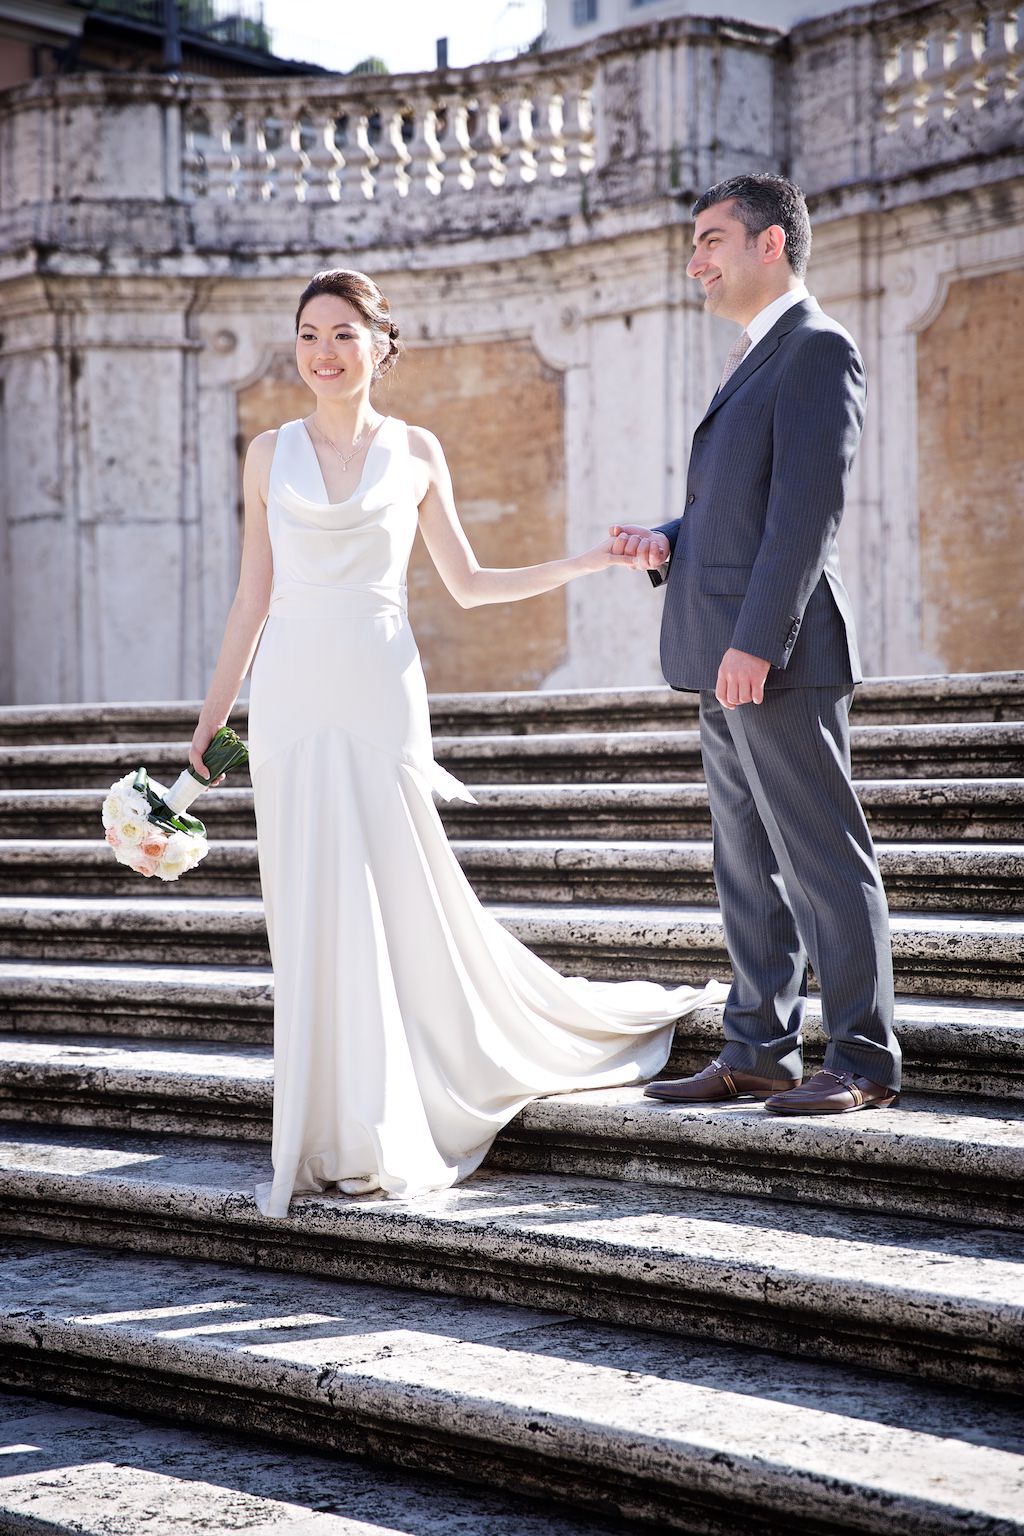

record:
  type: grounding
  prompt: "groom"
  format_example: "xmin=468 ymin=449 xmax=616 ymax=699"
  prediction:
xmin=612 ymin=173 xmax=901 ymax=1114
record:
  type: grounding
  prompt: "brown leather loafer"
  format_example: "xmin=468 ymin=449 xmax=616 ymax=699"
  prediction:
xmin=644 ymin=1059 xmax=801 ymax=1104
xmin=764 ymin=1067 xmax=899 ymax=1115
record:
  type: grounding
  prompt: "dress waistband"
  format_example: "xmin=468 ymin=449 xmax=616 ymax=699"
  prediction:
xmin=268 ymin=581 xmax=408 ymax=618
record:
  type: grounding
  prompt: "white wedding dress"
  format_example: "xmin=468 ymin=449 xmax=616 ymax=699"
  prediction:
xmin=246 ymin=416 xmax=724 ymax=1218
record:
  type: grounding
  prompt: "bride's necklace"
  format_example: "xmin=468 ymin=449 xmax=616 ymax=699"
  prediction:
xmin=310 ymin=416 xmax=375 ymax=470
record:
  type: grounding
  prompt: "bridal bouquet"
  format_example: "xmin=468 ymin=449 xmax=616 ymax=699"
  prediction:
xmin=102 ymin=726 xmax=249 ymax=881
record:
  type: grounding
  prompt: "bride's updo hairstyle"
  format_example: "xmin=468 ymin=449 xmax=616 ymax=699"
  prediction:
xmin=294 ymin=268 xmax=402 ymax=379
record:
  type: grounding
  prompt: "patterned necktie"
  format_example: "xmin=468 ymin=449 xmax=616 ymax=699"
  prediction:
xmin=718 ymin=330 xmax=751 ymax=392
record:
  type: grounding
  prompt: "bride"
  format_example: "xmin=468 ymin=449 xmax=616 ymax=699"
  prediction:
xmin=190 ymin=267 xmax=724 ymax=1219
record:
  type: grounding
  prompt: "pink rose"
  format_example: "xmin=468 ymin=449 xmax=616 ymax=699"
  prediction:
xmin=137 ymin=855 xmax=160 ymax=877
xmin=141 ymin=831 xmax=168 ymax=858
xmin=105 ymin=826 xmax=121 ymax=847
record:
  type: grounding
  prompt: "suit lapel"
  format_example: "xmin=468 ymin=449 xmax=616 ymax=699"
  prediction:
xmin=698 ymin=297 xmax=820 ymax=427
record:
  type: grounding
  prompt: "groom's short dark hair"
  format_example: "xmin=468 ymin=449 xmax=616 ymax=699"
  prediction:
xmin=693 ymin=174 xmax=812 ymax=277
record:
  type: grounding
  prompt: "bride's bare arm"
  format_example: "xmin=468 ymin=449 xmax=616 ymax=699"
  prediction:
xmin=188 ymin=432 xmax=276 ymax=777
xmin=410 ymin=426 xmax=630 ymax=609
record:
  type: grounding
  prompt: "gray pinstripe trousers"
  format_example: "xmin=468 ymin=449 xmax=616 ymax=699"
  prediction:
xmin=699 ymin=687 xmax=901 ymax=1091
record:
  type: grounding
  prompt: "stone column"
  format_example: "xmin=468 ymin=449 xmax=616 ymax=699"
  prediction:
xmin=0 ymin=276 xmax=203 ymax=704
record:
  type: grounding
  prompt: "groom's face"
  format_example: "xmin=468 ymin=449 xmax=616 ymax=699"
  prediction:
xmin=687 ymin=200 xmax=771 ymax=325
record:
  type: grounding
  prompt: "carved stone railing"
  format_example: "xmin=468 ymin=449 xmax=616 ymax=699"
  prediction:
xmin=0 ymin=3 xmax=1022 ymax=264
xmin=788 ymin=0 xmax=1023 ymax=200
xmin=878 ymin=1 xmax=1022 ymax=175
xmin=181 ymin=65 xmax=597 ymax=206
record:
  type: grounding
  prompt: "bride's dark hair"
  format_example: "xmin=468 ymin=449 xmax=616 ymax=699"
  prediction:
xmin=295 ymin=269 xmax=401 ymax=377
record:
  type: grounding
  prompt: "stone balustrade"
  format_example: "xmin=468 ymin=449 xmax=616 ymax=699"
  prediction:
xmin=878 ymin=1 xmax=1022 ymax=176
xmin=5 ymin=3 xmax=1020 ymax=263
xmin=181 ymin=64 xmax=598 ymax=207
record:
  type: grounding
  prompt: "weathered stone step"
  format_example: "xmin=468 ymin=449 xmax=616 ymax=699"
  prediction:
xmin=0 ymin=1390 xmax=623 ymax=1536
xmin=2 ymin=1240 xmax=1022 ymax=1535
xmin=2 ymin=1129 xmax=1022 ymax=1394
xmin=4 ymin=837 xmax=1021 ymax=914
xmin=2 ymin=965 xmax=1019 ymax=1097
xmin=1 ymin=671 xmax=1020 ymax=745
xmin=2 ymin=720 xmax=1022 ymax=790
xmin=448 ymin=778 xmax=1024 ymax=843
xmin=0 ymin=897 xmax=1015 ymax=998
xmin=436 ymin=722 xmax=1024 ymax=784
xmin=1 ymin=1037 xmax=1021 ymax=1227
xmin=433 ymin=673 xmax=1024 ymax=732
xmin=6 ymin=777 xmax=1022 ymax=842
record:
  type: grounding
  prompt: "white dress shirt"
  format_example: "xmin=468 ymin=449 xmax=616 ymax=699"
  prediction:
xmin=743 ymin=282 xmax=810 ymax=357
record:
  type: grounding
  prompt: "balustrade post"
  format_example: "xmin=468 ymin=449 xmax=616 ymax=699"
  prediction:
xmin=560 ymin=75 xmax=595 ymax=178
xmin=470 ymin=94 xmax=505 ymax=189
xmin=503 ymin=85 xmax=537 ymax=185
xmin=302 ymin=106 xmax=344 ymax=204
xmin=921 ymin=22 xmax=954 ymax=123
xmin=531 ymin=78 xmax=565 ymax=180
xmin=948 ymin=9 xmax=985 ymax=115
xmin=437 ymin=94 xmax=473 ymax=191
xmin=980 ymin=4 xmax=1016 ymax=104
xmin=371 ymin=105 xmax=409 ymax=198
xmin=404 ymin=97 xmax=443 ymax=195
xmin=202 ymin=100 xmax=236 ymax=199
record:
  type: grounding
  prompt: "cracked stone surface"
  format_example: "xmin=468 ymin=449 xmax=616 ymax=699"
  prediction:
xmin=1 ymin=1240 xmax=1023 ymax=1531
xmin=0 ymin=1390 xmax=632 ymax=1535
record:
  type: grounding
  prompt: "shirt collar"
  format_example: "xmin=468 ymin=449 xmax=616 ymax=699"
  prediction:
xmin=744 ymin=283 xmax=810 ymax=350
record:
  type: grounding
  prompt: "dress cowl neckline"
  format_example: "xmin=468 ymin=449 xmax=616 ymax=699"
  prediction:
xmin=295 ymin=414 xmax=393 ymax=509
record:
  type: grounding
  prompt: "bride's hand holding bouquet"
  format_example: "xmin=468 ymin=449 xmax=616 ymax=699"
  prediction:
xmin=101 ymin=722 xmax=249 ymax=882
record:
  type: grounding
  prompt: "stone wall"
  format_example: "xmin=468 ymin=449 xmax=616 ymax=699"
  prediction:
xmin=917 ymin=267 xmax=1024 ymax=674
xmin=0 ymin=2 xmax=1022 ymax=704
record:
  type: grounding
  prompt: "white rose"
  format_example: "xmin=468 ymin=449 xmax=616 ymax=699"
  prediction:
xmin=117 ymin=815 xmax=146 ymax=846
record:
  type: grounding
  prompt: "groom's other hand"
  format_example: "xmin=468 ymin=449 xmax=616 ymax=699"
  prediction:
xmin=716 ymin=647 xmax=771 ymax=709
xmin=609 ymin=525 xmax=671 ymax=570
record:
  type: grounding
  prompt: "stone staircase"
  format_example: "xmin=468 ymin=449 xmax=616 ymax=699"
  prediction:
xmin=1 ymin=674 xmax=1023 ymax=1535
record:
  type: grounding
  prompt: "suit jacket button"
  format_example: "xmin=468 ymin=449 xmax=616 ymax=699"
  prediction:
xmin=687 ymin=493 xmax=696 ymax=505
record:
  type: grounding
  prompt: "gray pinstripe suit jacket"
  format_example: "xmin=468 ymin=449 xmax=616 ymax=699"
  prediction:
xmin=653 ymin=297 xmax=865 ymax=692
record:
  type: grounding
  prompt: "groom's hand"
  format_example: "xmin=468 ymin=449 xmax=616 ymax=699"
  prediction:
xmin=716 ymin=648 xmax=771 ymax=709
xmin=609 ymin=524 xmax=670 ymax=571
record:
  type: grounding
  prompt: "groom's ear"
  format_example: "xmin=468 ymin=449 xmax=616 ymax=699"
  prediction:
xmin=760 ymin=224 xmax=788 ymax=266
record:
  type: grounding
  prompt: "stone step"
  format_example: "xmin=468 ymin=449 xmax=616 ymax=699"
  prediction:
xmin=435 ymin=722 xmax=1024 ymax=784
xmin=1 ymin=671 xmax=1020 ymax=745
xmin=2 ymin=1239 xmax=1022 ymax=1535
xmin=3 ymin=962 xmax=1019 ymax=1096
xmin=0 ymin=896 xmax=1017 ymax=998
xmin=2 ymin=1127 xmax=1022 ymax=1394
xmin=1 ymin=1035 xmax=1021 ymax=1227
xmin=3 ymin=836 xmax=1021 ymax=914
xmin=0 ymin=1390 xmax=626 ymax=1536
xmin=2 ymin=721 xmax=1022 ymax=790
xmin=6 ymin=777 xmax=1022 ymax=842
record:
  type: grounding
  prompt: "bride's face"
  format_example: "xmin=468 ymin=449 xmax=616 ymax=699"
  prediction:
xmin=295 ymin=295 xmax=381 ymax=403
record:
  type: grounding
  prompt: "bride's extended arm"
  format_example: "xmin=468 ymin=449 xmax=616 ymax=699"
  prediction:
xmin=412 ymin=426 xmax=628 ymax=608
xmin=188 ymin=432 xmax=276 ymax=778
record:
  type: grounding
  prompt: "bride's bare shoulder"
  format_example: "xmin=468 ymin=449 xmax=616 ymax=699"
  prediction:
xmin=405 ymin=423 xmax=444 ymax=463
xmin=404 ymin=424 xmax=447 ymax=504
xmin=246 ymin=428 xmax=279 ymax=467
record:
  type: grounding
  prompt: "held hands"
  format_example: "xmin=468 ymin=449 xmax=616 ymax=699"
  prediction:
xmin=608 ymin=524 xmax=671 ymax=571
xmin=575 ymin=524 xmax=671 ymax=575
xmin=716 ymin=648 xmax=771 ymax=709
